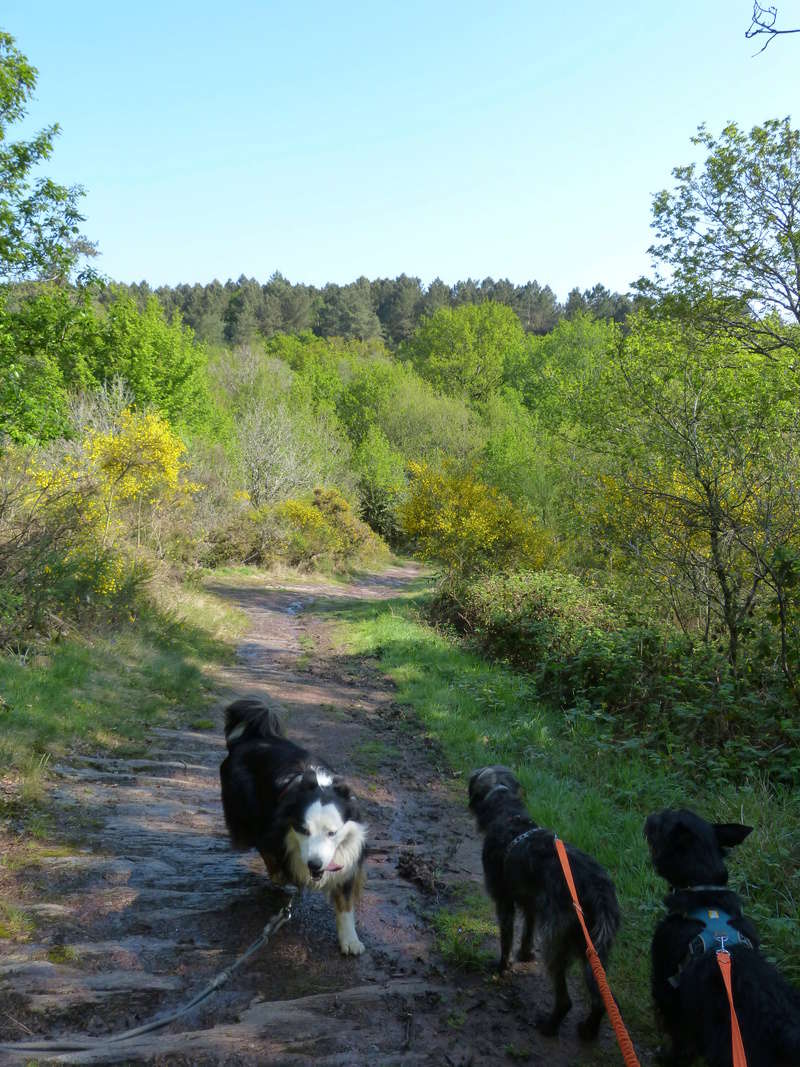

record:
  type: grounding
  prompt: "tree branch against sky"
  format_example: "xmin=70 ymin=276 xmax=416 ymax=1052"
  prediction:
xmin=0 ymin=29 xmax=93 ymax=284
xmin=641 ymin=117 xmax=800 ymax=357
xmin=745 ymin=3 xmax=800 ymax=53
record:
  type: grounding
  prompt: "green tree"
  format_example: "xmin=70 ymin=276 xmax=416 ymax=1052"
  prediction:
xmin=576 ymin=311 xmax=800 ymax=673
xmin=402 ymin=301 xmax=526 ymax=403
xmin=222 ymin=276 xmax=270 ymax=345
xmin=375 ymin=274 xmax=423 ymax=345
xmin=0 ymin=285 xmax=103 ymax=442
xmin=0 ymin=31 xmax=91 ymax=283
xmin=263 ymin=272 xmax=316 ymax=334
xmin=504 ymin=312 xmax=618 ymax=423
xmin=90 ymin=293 xmax=211 ymax=429
xmin=352 ymin=425 xmax=406 ymax=541
xmin=478 ymin=389 xmax=554 ymax=520
xmin=337 ymin=359 xmax=483 ymax=463
xmin=421 ymin=277 xmax=452 ymax=317
xmin=315 ymin=279 xmax=382 ymax=340
xmin=511 ymin=281 xmax=561 ymax=334
xmin=643 ymin=118 xmax=800 ymax=355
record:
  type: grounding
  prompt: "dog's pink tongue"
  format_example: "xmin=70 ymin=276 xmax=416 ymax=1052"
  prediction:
xmin=324 ymin=862 xmax=343 ymax=872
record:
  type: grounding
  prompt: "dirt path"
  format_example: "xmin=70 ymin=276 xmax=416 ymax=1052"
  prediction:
xmin=0 ymin=564 xmax=623 ymax=1065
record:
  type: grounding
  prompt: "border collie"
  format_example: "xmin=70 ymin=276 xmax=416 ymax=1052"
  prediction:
xmin=220 ymin=698 xmax=367 ymax=955
xmin=468 ymin=765 xmax=620 ymax=1039
xmin=645 ymin=807 xmax=800 ymax=1067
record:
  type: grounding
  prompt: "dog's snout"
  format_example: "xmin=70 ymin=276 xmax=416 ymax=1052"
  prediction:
xmin=308 ymin=858 xmax=323 ymax=878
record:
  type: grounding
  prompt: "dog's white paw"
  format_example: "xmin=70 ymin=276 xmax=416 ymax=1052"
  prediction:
xmin=339 ymin=933 xmax=365 ymax=956
xmin=336 ymin=909 xmax=364 ymax=955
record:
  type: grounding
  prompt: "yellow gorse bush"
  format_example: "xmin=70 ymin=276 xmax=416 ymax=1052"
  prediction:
xmin=24 ymin=409 xmax=196 ymax=597
xmin=400 ymin=461 xmax=551 ymax=581
xmin=280 ymin=499 xmax=328 ymax=532
xmin=86 ymin=409 xmax=197 ymax=550
xmin=86 ymin=410 xmax=186 ymax=496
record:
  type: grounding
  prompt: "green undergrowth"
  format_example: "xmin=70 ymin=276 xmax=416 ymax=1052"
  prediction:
xmin=328 ymin=589 xmax=800 ymax=1046
xmin=0 ymin=580 xmax=246 ymax=801
xmin=437 ymin=572 xmax=799 ymax=786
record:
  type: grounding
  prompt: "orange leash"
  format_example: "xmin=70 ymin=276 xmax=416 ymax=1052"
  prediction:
xmin=554 ymin=837 xmax=641 ymax=1067
xmin=715 ymin=950 xmax=748 ymax=1067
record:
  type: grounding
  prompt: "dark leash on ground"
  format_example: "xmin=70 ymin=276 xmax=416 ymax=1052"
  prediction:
xmin=553 ymin=837 xmax=642 ymax=1067
xmin=0 ymin=898 xmax=293 ymax=1058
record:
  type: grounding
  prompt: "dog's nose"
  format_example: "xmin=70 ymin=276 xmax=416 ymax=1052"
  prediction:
xmin=308 ymin=858 xmax=323 ymax=878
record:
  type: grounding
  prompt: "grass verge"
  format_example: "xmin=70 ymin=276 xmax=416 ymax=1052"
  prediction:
xmin=327 ymin=588 xmax=800 ymax=1047
xmin=1 ymin=578 xmax=246 ymax=785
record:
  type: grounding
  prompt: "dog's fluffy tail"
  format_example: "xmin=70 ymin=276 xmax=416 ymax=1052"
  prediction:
xmin=224 ymin=698 xmax=283 ymax=747
xmin=590 ymin=914 xmax=619 ymax=960
xmin=589 ymin=883 xmax=621 ymax=963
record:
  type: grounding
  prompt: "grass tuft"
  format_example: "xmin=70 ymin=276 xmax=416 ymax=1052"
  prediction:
xmin=432 ymin=888 xmax=497 ymax=971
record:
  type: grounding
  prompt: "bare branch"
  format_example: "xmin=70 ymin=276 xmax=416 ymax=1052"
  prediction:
xmin=746 ymin=3 xmax=800 ymax=54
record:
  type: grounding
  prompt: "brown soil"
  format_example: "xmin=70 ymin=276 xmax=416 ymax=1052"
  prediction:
xmin=0 ymin=564 xmax=635 ymax=1066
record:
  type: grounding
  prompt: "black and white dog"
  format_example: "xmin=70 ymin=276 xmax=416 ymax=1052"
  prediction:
xmin=469 ymin=766 xmax=620 ymax=1039
xmin=645 ymin=807 xmax=800 ymax=1067
xmin=220 ymin=698 xmax=367 ymax=955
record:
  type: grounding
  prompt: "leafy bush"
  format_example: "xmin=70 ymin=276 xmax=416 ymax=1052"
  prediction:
xmin=400 ymin=462 xmax=551 ymax=584
xmin=84 ymin=407 xmax=197 ymax=552
xmin=441 ymin=570 xmax=799 ymax=784
xmin=0 ymin=406 xmax=199 ymax=645
xmin=353 ymin=426 xmax=406 ymax=542
xmin=0 ymin=447 xmax=143 ymax=646
xmin=0 ymin=286 xmax=212 ymax=442
xmin=202 ymin=487 xmax=388 ymax=572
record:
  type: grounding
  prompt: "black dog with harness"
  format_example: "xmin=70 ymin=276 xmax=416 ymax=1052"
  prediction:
xmin=645 ymin=808 xmax=800 ymax=1067
xmin=666 ymin=892 xmax=754 ymax=989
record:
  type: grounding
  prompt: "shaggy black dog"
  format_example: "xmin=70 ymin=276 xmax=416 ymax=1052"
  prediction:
xmin=468 ymin=765 xmax=620 ymax=1038
xmin=645 ymin=807 xmax=800 ymax=1066
xmin=220 ymin=698 xmax=367 ymax=955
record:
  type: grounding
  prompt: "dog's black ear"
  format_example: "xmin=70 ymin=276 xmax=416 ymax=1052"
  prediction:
xmin=333 ymin=777 xmax=354 ymax=801
xmin=467 ymin=769 xmax=484 ymax=804
xmin=333 ymin=777 xmax=360 ymax=818
xmin=267 ymin=710 xmax=284 ymax=737
xmin=714 ymin=823 xmax=753 ymax=848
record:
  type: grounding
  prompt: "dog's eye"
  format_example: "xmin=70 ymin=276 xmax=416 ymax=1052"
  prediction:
xmin=327 ymin=830 xmax=336 ymax=838
xmin=296 ymin=827 xmax=309 ymax=836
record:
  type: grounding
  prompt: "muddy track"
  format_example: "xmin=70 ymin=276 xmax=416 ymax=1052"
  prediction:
xmin=0 ymin=564 xmax=625 ymax=1065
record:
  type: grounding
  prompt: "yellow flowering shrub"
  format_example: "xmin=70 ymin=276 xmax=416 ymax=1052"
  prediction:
xmin=22 ymin=409 xmax=196 ymax=603
xmin=85 ymin=409 xmax=197 ymax=551
xmin=271 ymin=489 xmax=387 ymax=569
xmin=400 ymin=462 xmax=551 ymax=582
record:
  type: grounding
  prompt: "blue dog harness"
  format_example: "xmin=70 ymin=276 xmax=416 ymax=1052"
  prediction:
xmin=685 ymin=905 xmax=753 ymax=956
xmin=668 ymin=903 xmax=753 ymax=988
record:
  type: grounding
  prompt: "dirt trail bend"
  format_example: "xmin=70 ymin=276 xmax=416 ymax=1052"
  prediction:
xmin=0 ymin=563 xmax=622 ymax=1066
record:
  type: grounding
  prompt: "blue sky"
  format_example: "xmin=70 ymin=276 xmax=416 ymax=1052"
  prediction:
xmin=4 ymin=1 xmax=798 ymax=298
